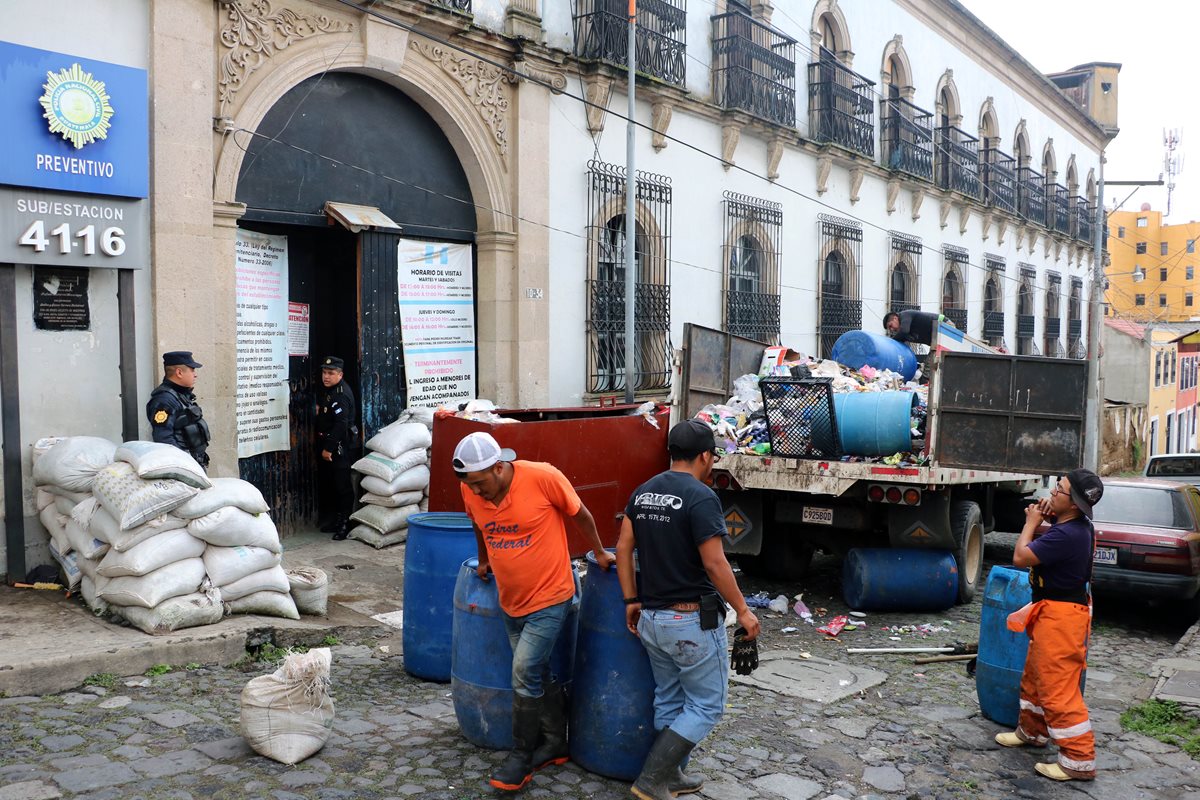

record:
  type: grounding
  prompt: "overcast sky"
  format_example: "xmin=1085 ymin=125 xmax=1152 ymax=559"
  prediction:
xmin=957 ymin=0 xmax=1195 ymax=223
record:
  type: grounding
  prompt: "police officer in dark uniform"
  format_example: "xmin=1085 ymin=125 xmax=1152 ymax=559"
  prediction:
xmin=315 ymin=356 xmax=358 ymax=540
xmin=147 ymin=351 xmax=211 ymax=469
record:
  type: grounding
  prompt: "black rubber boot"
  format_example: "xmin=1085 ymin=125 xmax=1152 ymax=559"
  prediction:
xmin=490 ymin=693 xmax=540 ymax=792
xmin=631 ymin=729 xmax=696 ymax=800
xmin=530 ymin=681 xmax=569 ymax=771
xmin=668 ymin=764 xmax=704 ymax=795
xmin=331 ymin=515 xmax=350 ymax=541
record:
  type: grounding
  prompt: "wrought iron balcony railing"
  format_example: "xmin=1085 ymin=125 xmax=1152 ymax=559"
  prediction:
xmin=428 ymin=0 xmax=471 ymax=11
xmin=937 ymin=126 xmax=981 ymax=199
xmin=1073 ymin=197 xmax=1094 ymax=244
xmin=889 ymin=300 xmax=921 ymax=314
xmin=712 ymin=12 xmax=796 ymax=126
xmin=983 ymin=310 xmax=1006 ymax=338
xmin=1018 ymin=166 xmax=1047 ymax=225
xmin=808 ymin=56 xmax=875 ymax=158
xmin=880 ymin=97 xmax=933 ymax=182
xmin=818 ymin=294 xmax=863 ymax=358
xmin=1052 ymin=184 xmax=1071 ymax=234
xmin=982 ymin=147 xmax=1017 ymax=215
xmin=574 ymin=0 xmax=687 ymax=88
xmin=943 ymin=307 xmax=968 ymax=332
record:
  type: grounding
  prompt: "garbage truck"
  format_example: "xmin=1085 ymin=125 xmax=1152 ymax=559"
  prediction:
xmin=677 ymin=322 xmax=1089 ymax=604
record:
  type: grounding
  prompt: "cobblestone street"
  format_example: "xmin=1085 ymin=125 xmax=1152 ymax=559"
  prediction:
xmin=2 ymin=534 xmax=1198 ymax=800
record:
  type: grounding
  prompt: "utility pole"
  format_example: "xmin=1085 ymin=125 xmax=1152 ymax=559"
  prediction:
xmin=623 ymin=0 xmax=637 ymax=404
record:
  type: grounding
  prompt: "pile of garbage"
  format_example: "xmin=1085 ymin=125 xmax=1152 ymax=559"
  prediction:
xmin=348 ymin=408 xmax=434 ymax=549
xmin=32 ymin=437 xmax=325 ymax=634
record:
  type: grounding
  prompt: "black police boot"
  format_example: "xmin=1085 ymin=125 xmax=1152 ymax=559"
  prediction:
xmin=530 ymin=681 xmax=569 ymax=771
xmin=490 ymin=693 xmax=540 ymax=792
xmin=631 ymin=728 xmax=696 ymax=800
xmin=331 ymin=515 xmax=350 ymax=541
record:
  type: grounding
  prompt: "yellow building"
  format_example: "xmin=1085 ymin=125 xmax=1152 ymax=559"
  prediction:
xmin=1106 ymin=206 xmax=1200 ymax=322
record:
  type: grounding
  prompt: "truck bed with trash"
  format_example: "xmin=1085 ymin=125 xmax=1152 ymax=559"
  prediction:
xmin=678 ymin=322 xmax=1089 ymax=605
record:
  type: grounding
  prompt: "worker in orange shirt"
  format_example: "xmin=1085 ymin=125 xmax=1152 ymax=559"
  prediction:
xmin=454 ymin=431 xmax=615 ymax=793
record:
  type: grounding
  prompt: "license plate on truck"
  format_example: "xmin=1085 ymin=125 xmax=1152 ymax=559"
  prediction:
xmin=802 ymin=506 xmax=834 ymax=525
xmin=1093 ymin=547 xmax=1117 ymax=565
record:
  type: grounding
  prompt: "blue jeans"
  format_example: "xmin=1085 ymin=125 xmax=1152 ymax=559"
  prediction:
xmin=637 ymin=609 xmax=729 ymax=744
xmin=503 ymin=598 xmax=571 ymax=699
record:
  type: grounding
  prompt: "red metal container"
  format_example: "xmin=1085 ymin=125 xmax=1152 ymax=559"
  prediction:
xmin=429 ymin=404 xmax=670 ymax=555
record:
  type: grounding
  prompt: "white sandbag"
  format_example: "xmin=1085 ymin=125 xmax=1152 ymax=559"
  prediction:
xmin=359 ymin=465 xmax=430 ymax=497
xmin=404 ymin=407 xmax=435 ymax=429
xmin=42 ymin=485 xmax=91 ymax=503
xmin=419 ymin=496 xmax=429 ymax=513
xmin=351 ymin=448 xmax=427 ymax=482
xmin=287 ymin=567 xmax=329 ymax=616
xmin=35 ymin=488 xmax=55 ymax=512
xmin=348 ymin=524 xmax=407 ymax=549
xmin=97 ymin=527 xmax=206 ymax=578
xmin=364 ymin=422 xmax=431 ymax=460
xmin=115 ymin=441 xmax=212 ymax=489
xmin=187 ymin=507 xmax=281 ymax=553
xmin=48 ymin=540 xmax=82 ymax=590
xmin=203 ymin=545 xmax=281 ymax=587
xmin=65 ymin=518 xmax=109 ymax=560
xmin=92 ymin=462 xmax=199 ymax=530
xmin=75 ymin=551 xmax=99 ymax=580
xmin=349 ymin=503 xmax=420 ymax=534
xmin=53 ymin=494 xmax=78 ymax=516
xmin=240 ymin=648 xmax=334 ymax=765
xmin=117 ymin=587 xmax=223 ymax=634
xmin=79 ymin=575 xmax=109 ymax=616
xmin=32 ymin=436 xmax=117 ymax=492
xmin=97 ymin=557 xmax=205 ymax=608
xmin=71 ymin=497 xmax=100 ymax=533
xmin=93 ymin=508 xmax=188 ymax=553
xmin=175 ymin=477 xmax=269 ymax=519
xmin=225 ymin=590 xmax=300 ymax=619
xmin=32 ymin=436 xmax=69 ymax=465
xmin=220 ymin=564 xmax=290 ymax=601
xmin=358 ymin=490 xmax=424 ymax=508
xmin=39 ymin=505 xmax=69 ymax=551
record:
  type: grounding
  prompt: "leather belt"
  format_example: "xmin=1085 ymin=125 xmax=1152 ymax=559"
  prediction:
xmin=668 ymin=602 xmax=700 ymax=612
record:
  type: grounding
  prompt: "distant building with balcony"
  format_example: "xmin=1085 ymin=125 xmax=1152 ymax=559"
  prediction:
xmin=1106 ymin=205 xmax=1200 ymax=323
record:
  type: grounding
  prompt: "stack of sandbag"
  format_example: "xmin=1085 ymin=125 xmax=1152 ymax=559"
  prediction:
xmin=180 ymin=477 xmax=299 ymax=621
xmin=30 ymin=436 xmax=117 ymax=594
xmin=348 ymin=414 xmax=432 ymax=548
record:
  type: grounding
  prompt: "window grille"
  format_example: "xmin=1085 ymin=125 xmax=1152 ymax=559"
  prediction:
xmin=887 ymin=232 xmax=922 ymax=313
xmin=1068 ymin=277 xmax=1084 ymax=358
xmin=573 ymin=0 xmax=687 ymax=87
xmin=722 ymin=191 xmax=782 ymax=343
xmin=1044 ymin=271 xmax=1062 ymax=357
xmin=1017 ymin=265 xmax=1037 ymax=355
xmin=941 ymin=245 xmax=968 ymax=332
xmin=982 ymin=255 xmax=1006 ymax=346
xmin=817 ymin=214 xmax=863 ymax=358
xmin=585 ymin=160 xmax=673 ymax=394
xmin=808 ymin=48 xmax=875 ymax=157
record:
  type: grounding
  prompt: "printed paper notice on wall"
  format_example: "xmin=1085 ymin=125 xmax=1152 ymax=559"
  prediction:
xmin=288 ymin=301 xmax=310 ymax=357
xmin=396 ymin=239 xmax=476 ymax=408
xmin=235 ymin=230 xmax=290 ymax=459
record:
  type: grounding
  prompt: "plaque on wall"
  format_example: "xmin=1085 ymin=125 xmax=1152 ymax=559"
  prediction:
xmin=32 ymin=266 xmax=90 ymax=331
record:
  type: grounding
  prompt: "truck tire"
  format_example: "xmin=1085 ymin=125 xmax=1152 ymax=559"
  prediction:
xmin=951 ymin=500 xmax=985 ymax=604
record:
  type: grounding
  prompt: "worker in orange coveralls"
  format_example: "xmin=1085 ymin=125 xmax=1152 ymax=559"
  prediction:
xmin=996 ymin=468 xmax=1105 ymax=781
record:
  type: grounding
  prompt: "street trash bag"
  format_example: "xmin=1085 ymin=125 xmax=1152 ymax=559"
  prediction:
xmin=32 ymin=436 xmax=117 ymax=492
xmin=225 ymin=590 xmax=300 ymax=619
xmin=92 ymin=462 xmax=199 ymax=530
xmin=187 ymin=507 xmax=282 ymax=552
xmin=287 ymin=567 xmax=330 ymax=616
xmin=116 ymin=584 xmax=223 ymax=634
xmin=349 ymin=502 xmax=420 ymax=534
xmin=203 ymin=545 xmax=281 ymax=588
xmin=352 ymin=448 xmax=428 ymax=482
xmin=97 ymin=527 xmax=206 ymax=578
xmin=97 ymin=557 xmax=206 ymax=608
xmin=219 ymin=564 xmax=291 ymax=601
xmin=115 ymin=441 xmax=212 ymax=490
xmin=241 ymin=647 xmax=335 ymax=765
xmin=175 ymin=478 xmax=270 ymax=519
xmin=359 ymin=465 xmax=430 ymax=497
xmin=358 ymin=490 xmax=424 ymax=508
xmin=364 ymin=422 xmax=432 ymax=460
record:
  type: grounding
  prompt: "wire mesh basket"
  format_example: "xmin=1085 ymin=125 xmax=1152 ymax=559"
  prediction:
xmin=759 ymin=376 xmax=842 ymax=459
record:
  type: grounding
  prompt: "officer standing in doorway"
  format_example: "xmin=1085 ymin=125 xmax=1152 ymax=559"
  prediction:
xmin=147 ymin=351 xmax=210 ymax=469
xmin=315 ymin=356 xmax=358 ymax=540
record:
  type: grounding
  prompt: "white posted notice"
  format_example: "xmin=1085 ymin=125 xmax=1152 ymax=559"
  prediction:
xmin=397 ymin=239 xmax=476 ymax=408
xmin=235 ymin=230 xmax=291 ymax=458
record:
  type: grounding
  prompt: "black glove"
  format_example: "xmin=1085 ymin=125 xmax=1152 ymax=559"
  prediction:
xmin=731 ymin=626 xmax=758 ymax=675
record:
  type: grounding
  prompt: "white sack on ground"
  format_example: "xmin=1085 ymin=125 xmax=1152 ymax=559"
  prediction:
xmin=219 ymin=564 xmax=290 ymax=601
xmin=225 ymin=590 xmax=300 ymax=619
xmin=348 ymin=525 xmax=407 ymax=549
xmin=97 ymin=527 xmax=206 ymax=578
xmin=115 ymin=441 xmax=212 ymax=489
xmin=203 ymin=545 xmax=281 ymax=587
xmin=32 ymin=436 xmax=117 ymax=492
xmin=79 ymin=575 xmax=109 ymax=615
xmin=49 ymin=541 xmax=82 ymax=590
xmin=175 ymin=477 xmax=269 ymax=519
xmin=359 ymin=465 xmax=430 ymax=497
xmin=351 ymin=448 xmax=427 ymax=482
xmin=75 ymin=551 xmax=98 ymax=581
xmin=358 ymin=490 xmax=423 ymax=509
xmin=65 ymin=519 xmax=109 ymax=561
xmin=93 ymin=508 xmax=188 ymax=553
xmin=349 ymin=503 xmax=420 ymax=534
xmin=240 ymin=647 xmax=334 ymax=765
xmin=92 ymin=462 xmax=198 ymax=530
xmin=287 ymin=567 xmax=329 ymax=616
xmin=116 ymin=587 xmax=223 ymax=634
xmin=187 ymin=507 xmax=281 ymax=552
xmin=97 ymin=557 xmax=205 ymax=608
xmin=364 ymin=422 xmax=431 ymax=460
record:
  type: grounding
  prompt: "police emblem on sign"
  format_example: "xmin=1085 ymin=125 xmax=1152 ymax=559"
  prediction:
xmin=39 ymin=63 xmax=114 ymax=150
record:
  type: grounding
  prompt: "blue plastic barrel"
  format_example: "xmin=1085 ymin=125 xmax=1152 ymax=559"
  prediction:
xmin=830 ymin=331 xmax=919 ymax=381
xmin=403 ymin=512 xmax=479 ymax=682
xmin=832 ymin=391 xmax=918 ymax=456
xmin=977 ymin=566 xmax=1032 ymax=727
xmin=569 ymin=550 xmax=657 ymax=781
xmin=842 ymin=548 xmax=958 ymax=611
xmin=451 ymin=558 xmax=579 ymax=749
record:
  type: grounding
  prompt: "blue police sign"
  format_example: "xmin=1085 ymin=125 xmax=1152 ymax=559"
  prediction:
xmin=0 ymin=41 xmax=148 ymax=199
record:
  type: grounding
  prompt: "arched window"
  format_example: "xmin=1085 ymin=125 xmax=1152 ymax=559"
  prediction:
xmin=890 ymin=262 xmax=912 ymax=308
xmin=730 ymin=234 xmax=762 ymax=294
xmin=984 ymin=278 xmax=1000 ymax=312
xmin=819 ymin=14 xmax=838 ymax=55
xmin=824 ymin=250 xmax=845 ymax=296
xmin=597 ymin=214 xmax=646 ymax=285
xmin=943 ymin=267 xmax=962 ymax=308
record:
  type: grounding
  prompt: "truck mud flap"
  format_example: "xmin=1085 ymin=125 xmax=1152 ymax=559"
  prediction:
xmin=887 ymin=491 xmax=954 ymax=550
xmin=719 ymin=492 xmax=763 ymax=555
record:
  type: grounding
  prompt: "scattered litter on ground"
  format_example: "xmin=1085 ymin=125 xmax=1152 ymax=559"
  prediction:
xmin=745 ymin=591 xmax=772 ymax=609
xmin=849 ymin=611 xmax=867 ymax=618
xmin=767 ymin=594 xmax=790 ymax=614
xmin=817 ymin=615 xmax=849 ymax=637
xmin=781 ymin=626 xmax=799 ymax=633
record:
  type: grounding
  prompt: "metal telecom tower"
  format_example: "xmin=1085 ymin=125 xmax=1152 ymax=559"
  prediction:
xmin=1164 ymin=128 xmax=1184 ymax=217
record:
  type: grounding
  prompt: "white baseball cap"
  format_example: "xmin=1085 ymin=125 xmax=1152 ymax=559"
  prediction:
xmin=452 ymin=431 xmax=516 ymax=473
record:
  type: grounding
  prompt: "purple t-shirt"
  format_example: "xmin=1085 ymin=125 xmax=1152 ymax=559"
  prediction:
xmin=1028 ymin=516 xmax=1094 ymax=590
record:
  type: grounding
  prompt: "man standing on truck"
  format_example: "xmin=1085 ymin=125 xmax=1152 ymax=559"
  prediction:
xmin=617 ymin=419 xmax=761 ymax=800
xmin=883 ymin=309 xmax=948 ymax=346
xmin=996 ymin=467 xmax=1105 ymax=782
xmin=454 ymin=431 xmax=615 ymax=793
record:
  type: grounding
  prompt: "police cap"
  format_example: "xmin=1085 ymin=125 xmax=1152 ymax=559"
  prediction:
xmin=321 ymin=356 xmax=345 ymax=371
xmin=163 ymin=351 xmax=202 ymax=369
